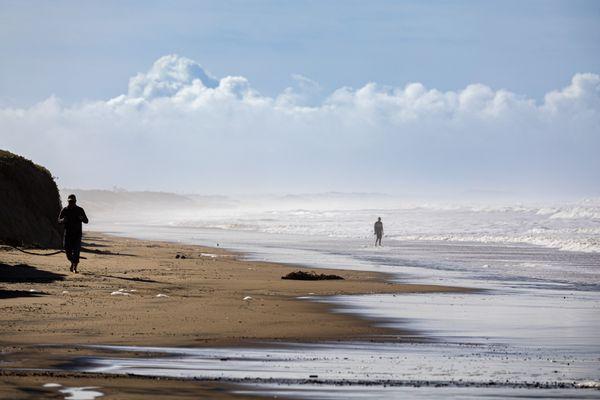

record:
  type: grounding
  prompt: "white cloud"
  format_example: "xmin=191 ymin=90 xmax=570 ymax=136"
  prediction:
xmin=543 ymin=73 xmax=600 ymax=113
xmin=1 ymin=55 xmax=599 ymax=196
xmin=127 ymin=54 xmax=219 ymax=99
xmin=276 ymin=74 xmax=322 ymax=107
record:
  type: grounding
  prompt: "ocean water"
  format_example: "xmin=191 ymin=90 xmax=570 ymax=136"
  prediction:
xmin=95 ymin=199 xmax=600 ymax=289
xmin=169 ymin=198 xmax=600 ymax=253
xmin=86 ymin=199 xmax=600 ymax=398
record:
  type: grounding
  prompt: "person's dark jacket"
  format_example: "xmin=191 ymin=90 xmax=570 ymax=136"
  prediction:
xmin=58 ymin=205 xmax=88 ymax=237
xmin=374 ymin=221 xmax=383 ymax=235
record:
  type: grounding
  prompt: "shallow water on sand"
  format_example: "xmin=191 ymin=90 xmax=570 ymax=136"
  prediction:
xmin=86 ymin=222 xmax=600 ymax=398
xmin=322 ymin=289 xmax=600 ymax=349
xmin=238 ymin=385 xmax=600 ymax=399
xmin=74 ymin=341 xmax=600 ymax=399
xmin=84 ymin=341 xmax=599 ymax=384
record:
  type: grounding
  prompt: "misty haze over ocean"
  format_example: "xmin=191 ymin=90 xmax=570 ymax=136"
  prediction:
xmin=68 ymin=188 xmax=599 ymax=255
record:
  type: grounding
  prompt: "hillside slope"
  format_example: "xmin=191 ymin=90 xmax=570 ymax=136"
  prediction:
xmin=0 ymin=150 xmax=63 ymax=248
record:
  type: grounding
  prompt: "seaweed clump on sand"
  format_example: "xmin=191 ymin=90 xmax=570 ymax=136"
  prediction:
xmin=281 ymin=270 xmax=344 ymax=280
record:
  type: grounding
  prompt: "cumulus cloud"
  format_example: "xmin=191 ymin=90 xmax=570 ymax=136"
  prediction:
xmin=127 ymin=55 xmax=219 ymax=99
xmin=275 ymin=74 xmax=323 ymax=107
xmin=1 ymin=54 xmax=599 ymax=196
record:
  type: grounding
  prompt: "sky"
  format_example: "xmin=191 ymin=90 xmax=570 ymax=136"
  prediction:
xmin=1 ymin=0 xmax=599 ymax=198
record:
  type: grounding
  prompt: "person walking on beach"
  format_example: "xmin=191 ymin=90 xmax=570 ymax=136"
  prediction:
xmin=58 ymin=194 xmax=89 ymax=273
xmin=374 ymin=217 xmax=383 ymax=246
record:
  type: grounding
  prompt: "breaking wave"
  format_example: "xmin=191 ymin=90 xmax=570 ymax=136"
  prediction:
xmin=175 ymin=199 xmax=600 ymax=253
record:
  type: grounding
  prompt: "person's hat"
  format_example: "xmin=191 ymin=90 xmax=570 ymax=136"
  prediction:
xmin=67 ymin=194 xmax=76 ymax=201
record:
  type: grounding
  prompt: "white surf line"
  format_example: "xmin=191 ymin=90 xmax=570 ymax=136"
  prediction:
xmin=75 ymin=343 xmax=600 ymax=390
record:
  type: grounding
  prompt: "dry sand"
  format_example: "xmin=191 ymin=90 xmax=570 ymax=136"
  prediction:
xmin=0 ymin=233 xmax=470 ymax=399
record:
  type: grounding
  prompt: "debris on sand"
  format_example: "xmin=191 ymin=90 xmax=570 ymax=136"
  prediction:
xmin=281 ymin=270 xmax=344 ymax=281
xmin=200 ymin=253 xmax=219 ymax=258
xmin=110 ymin=289 xmax=135 ymax=296
xmin=156 ymin=293 xmax=169 ymax=298
xmin=243 ymin=296 xmax=253 ymax=301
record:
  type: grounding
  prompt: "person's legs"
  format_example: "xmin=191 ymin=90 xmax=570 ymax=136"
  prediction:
xmin=65 ymin=235 xmax=81 ymax=272
xmin=72 ymin=236 xmax=82 ymax=273
xmin=64 ymin=236 xmax=74 ymax=271
xmin=376 ymin=234 xmax=382 ymax=246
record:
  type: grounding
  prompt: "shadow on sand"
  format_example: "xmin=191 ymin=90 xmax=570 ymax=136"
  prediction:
xmin=0 ymin=262 xmax=66 ymax=283
xmin=0 ymin=262 xmax=64 ymax=299
xmin=0 ymin=289 xmax=48 ymax=299
xmin=80 ymin=247 xmax=135 ymax=257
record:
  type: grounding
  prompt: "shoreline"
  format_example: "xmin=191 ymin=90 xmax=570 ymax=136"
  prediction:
xmin=0 ymin=232 xmax=472 ymax=348
xmin=0 ymin=232 xmax=473 ymax=398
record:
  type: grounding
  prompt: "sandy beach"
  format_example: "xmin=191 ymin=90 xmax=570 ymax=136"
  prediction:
xmin=0 ymin=233 xmax=468 ymax=399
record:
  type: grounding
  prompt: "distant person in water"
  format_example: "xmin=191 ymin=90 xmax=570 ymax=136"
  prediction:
xmin=58 ymin=194 xmax=88 ymax=273
xmin=374 ymin=217 xmax=383 ymax=246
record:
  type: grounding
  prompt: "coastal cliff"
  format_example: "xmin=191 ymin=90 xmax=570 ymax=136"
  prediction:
xmin=0 ymin=150 xmax=63 ymax=248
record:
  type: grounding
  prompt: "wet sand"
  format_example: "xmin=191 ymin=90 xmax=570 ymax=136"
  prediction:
xmin=0 ymin=370 xmax=261 ymax=400
xmin=0 ymin=233 xmax=470 ymax=398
